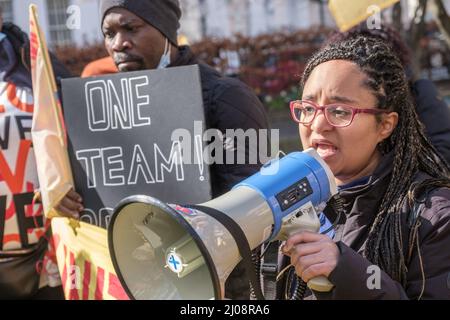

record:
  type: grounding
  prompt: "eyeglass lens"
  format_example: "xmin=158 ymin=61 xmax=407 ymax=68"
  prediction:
xmin=292 ymin=101 xmax=353 ymax=126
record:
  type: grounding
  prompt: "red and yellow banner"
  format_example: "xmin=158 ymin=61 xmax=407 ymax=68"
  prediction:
xmin=52 ymin=219 xmax=128 ymax=300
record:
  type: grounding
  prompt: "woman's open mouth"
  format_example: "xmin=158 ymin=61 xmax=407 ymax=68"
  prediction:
xmin=312 ymin=139 xmax=338 ymax=160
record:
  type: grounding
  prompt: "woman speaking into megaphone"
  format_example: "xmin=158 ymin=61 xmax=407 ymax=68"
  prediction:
xmin=281 ymin=36 xmax=450 ymax=300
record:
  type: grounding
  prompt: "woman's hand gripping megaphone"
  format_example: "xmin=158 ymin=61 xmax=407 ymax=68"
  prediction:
xmin=276 ymin=203 xmax=337 ymax=293
xmin=281 ymin=229 xmax=338 ymax=292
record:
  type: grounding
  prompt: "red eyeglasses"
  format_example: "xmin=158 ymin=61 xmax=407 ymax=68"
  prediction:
xmin=290 ymin=100 xmax=389 ymax=128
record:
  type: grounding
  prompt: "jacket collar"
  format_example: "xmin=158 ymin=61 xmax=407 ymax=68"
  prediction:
xmin=324 ymin=151 xmax=395 ymax=226
xmin=339 ymin=151 xmax=394 ymax=196
xmin=168 ymin=45 xmax=198 ymax=68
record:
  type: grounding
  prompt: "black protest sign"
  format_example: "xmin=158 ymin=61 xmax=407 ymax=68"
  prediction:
xmin=61 ymin=65 xmax=211 ymax=228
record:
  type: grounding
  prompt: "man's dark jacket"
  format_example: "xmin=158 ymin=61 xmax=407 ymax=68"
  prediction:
xmin=170 ymin=46 xmax=270 ymax=299
xmin=412 ymin=79 xmax=450 ymax=165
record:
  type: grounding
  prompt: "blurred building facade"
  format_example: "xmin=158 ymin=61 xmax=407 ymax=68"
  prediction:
xmin=179 ymin=0 xmax=337 ymax=43
xmin=1 ymin=0 xmax=102 ymax=46
xmin=2 ymin=0 xmax=336 ymax=46
xmin=1 ymin=0 xmax=449 ymax=47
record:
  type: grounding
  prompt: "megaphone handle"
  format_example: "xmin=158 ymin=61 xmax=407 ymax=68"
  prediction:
xmin=307 ymin=275 xmax=334 ymax=292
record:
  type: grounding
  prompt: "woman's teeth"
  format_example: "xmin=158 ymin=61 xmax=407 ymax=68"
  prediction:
xmin=316 ymin=144 xmax=337 ymax=158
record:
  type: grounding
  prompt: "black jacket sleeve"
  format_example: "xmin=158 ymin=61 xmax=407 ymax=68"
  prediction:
xmin=412 ymin=79 xmax=450 ymax=165
xmin=208 ymin=78 xmax=270 ymax=197
xmin=314 ymin=242 xmax=409 ymax=299
xmin=314 ymin=189 xmax=450 ymax=300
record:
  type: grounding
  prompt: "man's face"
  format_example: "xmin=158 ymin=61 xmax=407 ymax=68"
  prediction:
xmin=102 ymin=7 xmax=167 ymax=72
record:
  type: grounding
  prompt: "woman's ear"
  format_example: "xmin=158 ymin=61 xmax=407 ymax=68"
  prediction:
xmin=377 ymin=112 xmax=399 ymax=142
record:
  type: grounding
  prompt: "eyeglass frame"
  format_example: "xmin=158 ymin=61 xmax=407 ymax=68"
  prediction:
xmin=289 ymin=100 xmax=390 ymax=128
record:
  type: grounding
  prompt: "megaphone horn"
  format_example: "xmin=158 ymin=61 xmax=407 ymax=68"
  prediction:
xmin=108 ymin=148 xmax=337 ymax=300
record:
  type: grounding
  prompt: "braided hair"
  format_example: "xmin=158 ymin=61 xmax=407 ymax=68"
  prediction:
xmin=301 ymin=36 xmax=450 ymax=286
xmin=326 ymin=23 xmax=411 ymax=69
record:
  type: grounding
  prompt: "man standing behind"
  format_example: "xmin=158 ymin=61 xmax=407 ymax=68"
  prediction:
xmin=99 ymin=0 xmax=270 ymax=299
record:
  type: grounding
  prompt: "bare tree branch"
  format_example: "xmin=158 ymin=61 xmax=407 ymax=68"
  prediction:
xmin=392 ymin=2 xmax=404 ymax=35
xmin=408 ymin=0 xmax=428 ymax=79
xmin=430 ymin=0 xmax=450 ymax=48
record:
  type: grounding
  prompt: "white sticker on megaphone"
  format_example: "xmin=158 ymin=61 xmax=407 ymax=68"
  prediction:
xmin=166 ymin=252 xmax=183 ymax=274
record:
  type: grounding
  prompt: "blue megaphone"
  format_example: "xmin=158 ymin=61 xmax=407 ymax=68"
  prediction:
xmin=108 ymin=148 xmax=337 ymax=299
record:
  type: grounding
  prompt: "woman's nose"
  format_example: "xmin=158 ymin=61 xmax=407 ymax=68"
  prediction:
xmin=310 ymin=110 xmax=333 ymax=133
